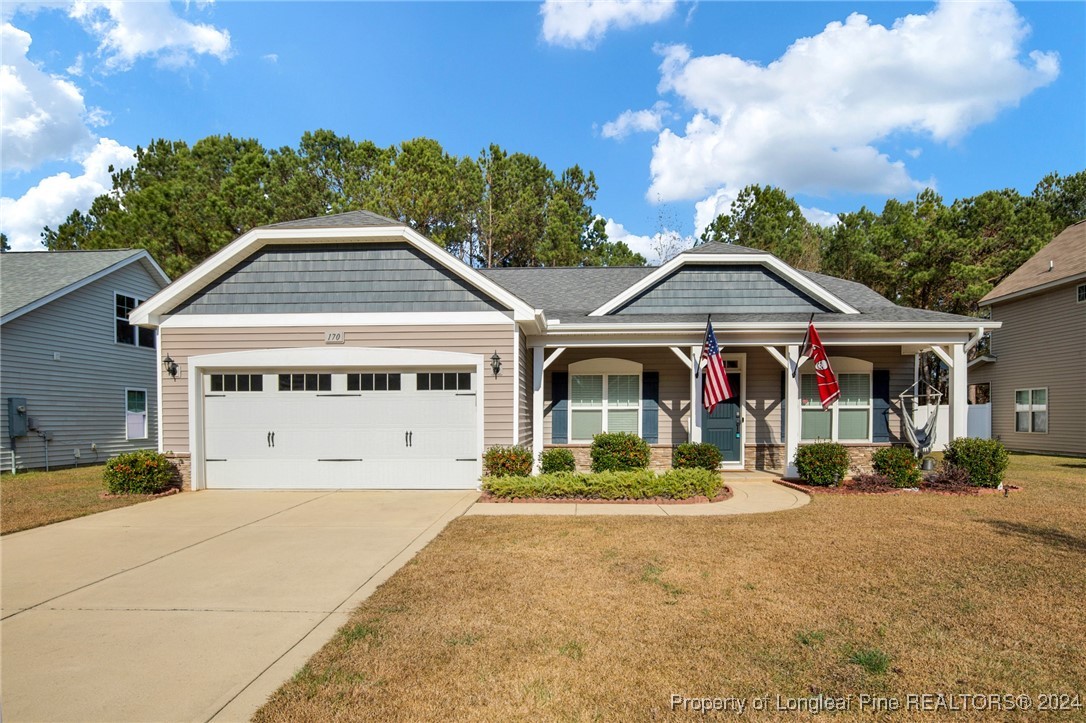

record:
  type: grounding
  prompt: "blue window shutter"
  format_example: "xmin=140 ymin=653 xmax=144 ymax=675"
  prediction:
xmin=873 ymin=369 xmax=891 ymax=442
xmin=551 ymin=371 xmax=568 ymax=444
xmin=642 ymin=372 xmax=659 ymax=443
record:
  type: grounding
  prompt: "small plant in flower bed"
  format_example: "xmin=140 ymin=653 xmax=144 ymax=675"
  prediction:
xmin=672 ymin=442 xmax=722 ymax=471
xmin=482 ymin=445 xmax=533 ymax=477
xmin=871 ymin=446 xmax=922 ymax=488
xmin=849 ymin=473 xmax=897 ymax=492
xmin=794 ymin=442 xmax=849 ymax=486
xmin=590 ymin=432 xmax=650 ymax=472
xmin=944 ymin=437 xmax=1009 ymax=488
xmin=482 ymin=468 xmax=722 ymax=500
xmin=922 ymin=462 xmax=978 ymax=494
xmin=539 ymin=447 xmax=576 ymax=474
xmin=103 ymin=450 xmax=178 ymax=495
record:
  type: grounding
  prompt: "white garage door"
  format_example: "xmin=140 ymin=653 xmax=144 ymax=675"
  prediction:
xmin=203 ymin=369 xmax=478 ymax=489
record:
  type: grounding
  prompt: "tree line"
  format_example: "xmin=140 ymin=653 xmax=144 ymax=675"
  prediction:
xmin=40 ymin=131 xmax=644 ymax=278
xmin=700 ymin=173 xmax=1085 ymax=316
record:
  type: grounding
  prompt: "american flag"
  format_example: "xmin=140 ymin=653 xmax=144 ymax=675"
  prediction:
xmin=701 ymin=319 xmax=734 ymax=413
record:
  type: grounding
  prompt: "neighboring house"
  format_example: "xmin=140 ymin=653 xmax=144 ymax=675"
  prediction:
xmin=1 ymin=250 xmax=171 ymax=472
xmin=129 ymin=211 xmax=991 ymax=490
xmin=969 ymin=220 xmax=1086 ymax=456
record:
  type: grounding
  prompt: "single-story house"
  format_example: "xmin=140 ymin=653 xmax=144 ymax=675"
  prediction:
xmin=1 ymin=249 xmax=171 ymax=471
xmin=969 ymin=220 xmax=1085 ymax=456
xmin=129 ymin=211 xmax=991 ymax=489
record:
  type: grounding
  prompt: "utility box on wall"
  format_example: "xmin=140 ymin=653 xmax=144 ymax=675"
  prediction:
xmin=7 ymin=397 xmax=29 ymax=438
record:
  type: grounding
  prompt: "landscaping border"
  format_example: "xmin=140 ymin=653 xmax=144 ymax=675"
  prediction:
xmin=475 ymin=486 xmax=732 ymax=505
xmin=773 ymin=479 xmax=1017 ymax=496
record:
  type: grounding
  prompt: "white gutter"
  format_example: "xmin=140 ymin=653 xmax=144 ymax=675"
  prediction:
xmin=964 ymin=325 xmax=987 ymax=353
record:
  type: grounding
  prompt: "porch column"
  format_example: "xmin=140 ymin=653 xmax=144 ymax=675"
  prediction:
xmin=784 ymin=344 xmax=800 ymax=478
xmin=690 ymin=345 xmax=703 ymax=443
xmin=948 ymin=342 xmax=968 ymax=442
xmin=532 ymin=345 xmax=544 ymax=473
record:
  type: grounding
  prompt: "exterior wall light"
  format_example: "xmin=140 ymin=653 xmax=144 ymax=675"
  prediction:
xmin=163 ymin=354 xmax=179 ymax=379
xmin=490 ymin=351 xmax=502 ymax=378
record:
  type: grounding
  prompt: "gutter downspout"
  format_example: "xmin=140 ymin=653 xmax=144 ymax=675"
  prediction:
xmin=964 ymin=325 xmax=986 ymax=353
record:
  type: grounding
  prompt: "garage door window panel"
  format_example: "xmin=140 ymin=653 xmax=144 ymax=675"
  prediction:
xmin=210 ymin=374 xmax=263 ymax=392
xmin=348 ymin=373 xmax=401 ymax=391
xmin=417 ymin=372 xmax=472 ymax=391
xmin=278 ymin=373 xmax=331 ymax=391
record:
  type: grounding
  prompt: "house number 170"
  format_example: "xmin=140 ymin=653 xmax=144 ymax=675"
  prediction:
xmin=325 ymin=331 xmax=345 ymax=344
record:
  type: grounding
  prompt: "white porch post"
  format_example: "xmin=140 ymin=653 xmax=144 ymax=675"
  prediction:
xmin=690 ymin=345 xmax=703 ymax=443
xmin=784 ymin=344 xmax=800 ymax=478
xmin=949 ymin=342 xmax=968 ymax=442
xmin=532 ymin=345 xmax=545 ymax=473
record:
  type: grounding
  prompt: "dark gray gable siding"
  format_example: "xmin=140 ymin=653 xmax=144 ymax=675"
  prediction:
xmin=171 ymin=243 xmax=507 ymax=315
xmin=614 ymin=264 xmax=830 ymax=315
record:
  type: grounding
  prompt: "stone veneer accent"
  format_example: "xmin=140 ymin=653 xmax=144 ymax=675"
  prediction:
xmin=166 ymin=453 xmax=191 ymax=491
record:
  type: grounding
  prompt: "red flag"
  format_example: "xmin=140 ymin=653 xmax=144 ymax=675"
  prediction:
xmin=800 ymin=321 xmax=839 ymax=409
xmin=701 ymin=319 xmax=734 ymax=413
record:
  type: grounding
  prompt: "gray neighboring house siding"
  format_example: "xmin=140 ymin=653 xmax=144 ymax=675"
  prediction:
xmin=171 ymin=243 xmax=503 ymax=315
xmin=1 ymin=260 xmax=167 ymax=472
xmin=613 ymin=265 xmax=829 ymax=315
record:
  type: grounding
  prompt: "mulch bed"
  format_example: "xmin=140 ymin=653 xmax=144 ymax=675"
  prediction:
xmin=476 ymin=486 xmax=732 ymax=505
xmin=774 ymin=479 xmax=1018 ymax=496
xmin=100 ymin=487 xmax=182 ymax=500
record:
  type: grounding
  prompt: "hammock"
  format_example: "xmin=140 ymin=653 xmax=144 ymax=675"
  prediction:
xmin=898 ymin=381 xmax=943 ymax=456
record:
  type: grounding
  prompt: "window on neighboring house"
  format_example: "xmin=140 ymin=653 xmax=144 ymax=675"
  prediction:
xmin=1015 ymin=388 xmax=1047 ymax=433
xmin=126 ymin=389 xmax=147 ymax=440
xmin=278 ymin=373 xmax=331 ymax=392
xmin=349 ymin=373 xmax=402 ymax=391
xmin=1078 ymin=284 xmax=1085 ymax=303
xmin=416 ymin=372 xmax=471 ymax=391
xmin=569 ymin=373 xmax=641 ymax=441
xmin=800 ymin=359 xmax=872 ymax=442
xmin=209 ymin=374 xmax=264 ymax=392
xmin=115 ymin=294 xmax=155 ymax=348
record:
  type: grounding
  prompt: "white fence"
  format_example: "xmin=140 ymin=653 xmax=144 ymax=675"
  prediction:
xmin=911 ymin=403 xmax=991 ymax=451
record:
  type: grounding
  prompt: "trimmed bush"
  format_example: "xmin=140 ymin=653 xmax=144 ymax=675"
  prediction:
xmin=482 ymin=445 xmax=533 ymax=478
xmin=871 ymin=446 xmax=922 ymax=488
xmin=944 ymin=437 xmax=1009 ymax=488
xmin=850 ymin=472 xmax=896 ymax=492
xmin=482 ymin=468 xmax=722 ymax=500
xmin=794 ymin=442 xmax=849 ymax=487
xmin=672 ymin=442 xmax=722 ymax=471
xmin=539 ymin=447 xmax=576 ymax=474
xmin=590 ymin=432 xmax=650 ymax=472
xmin=922 ymin=462 xmax=977 ymax=494
xmin=103 ymin=450 xmax=178 ymax=495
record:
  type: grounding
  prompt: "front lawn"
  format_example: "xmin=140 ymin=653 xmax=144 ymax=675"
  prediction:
xmin=0 ymin=464 xmax=156 ymax=534
xmin=256 ymin=453 xmax=1086 ymax=721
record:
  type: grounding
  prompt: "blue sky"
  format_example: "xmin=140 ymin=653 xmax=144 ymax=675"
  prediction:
xmin=2 ymin=1 xmax=1083 ymax=259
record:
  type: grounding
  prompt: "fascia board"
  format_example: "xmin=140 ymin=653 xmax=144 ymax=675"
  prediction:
xmin=587 ymin=253 xmax=859 ymax=316
xmin=550 ymin=320 xmax=1000 ymax=333
xmin=978 ymin=272 xmax=1086 ymax=307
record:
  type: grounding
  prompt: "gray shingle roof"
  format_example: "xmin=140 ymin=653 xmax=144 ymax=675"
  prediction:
xmin=1 ymin=249 xmax=146 ymax=319
xmin=479 ymin=266 xmax=654 ymax=313
xmin=263 ymin=210 xmax=403 ymax=230
xmin=683 ymin=241 xmax=768 ymax=255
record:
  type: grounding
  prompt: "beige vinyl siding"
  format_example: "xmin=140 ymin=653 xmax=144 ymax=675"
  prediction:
xmin=517 ymin=327 xmax=532 ymax=446
xmin=979 ymin=284 xmax=1085 ymax=455
xmin=543 ymin=345 xmax=913 ymax=449
xmin=0 ymin=263 xmax=165 ymax=471
xmin=159 ymin=323 xmax=516 ymax=455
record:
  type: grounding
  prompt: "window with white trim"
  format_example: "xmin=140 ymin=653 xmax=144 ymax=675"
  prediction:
xmin=568 ymin=358 xmax=642 ymax=442
xmin=1078 ymin=284 xmax=1085 ymax=303
xmin=116 ymin=293 xmax=155 ymax=348
xmin=125 ymin=389 xmax=147 ymax=440
xmin=800 ymin=358 xmax=872 ymax=442
xmin=1015 ymin=388 xmax=1047 ymax=433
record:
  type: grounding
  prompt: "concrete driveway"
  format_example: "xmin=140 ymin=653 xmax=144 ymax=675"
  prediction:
xmin=0 ymin=489 xmax=477 ymax=723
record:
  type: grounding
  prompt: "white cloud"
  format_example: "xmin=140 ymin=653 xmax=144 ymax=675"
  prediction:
xmin=1 ymin=22 xmax=96 ymax=171
xmin=261 ymin=53 xmax=278 ymax=64
xmin=68 ymin=0 xmax=232 ymax=70
xmin=800 ymin=206 xmax=839 ymax=228
xmin=0 ymin=137 xmax=134 ymax=251
xmin=605 ymin=217 xmax=695 ymax=265
xmin=646 ymin=1 xmax=1059 ymax=204
xmin=541 ymin=0 xmax=675 ymax=49
xmin=601 ymin=101 xmax=670 ymax=140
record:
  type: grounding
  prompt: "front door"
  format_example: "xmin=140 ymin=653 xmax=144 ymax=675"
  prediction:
xmin=701 ymin=372 xmax=742 ymax=463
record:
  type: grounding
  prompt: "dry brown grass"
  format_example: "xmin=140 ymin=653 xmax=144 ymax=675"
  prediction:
xmin=255 ymin=453 xmax=1086 ymax=722
xmin=0 ymin=464 xmax=152 ymax=534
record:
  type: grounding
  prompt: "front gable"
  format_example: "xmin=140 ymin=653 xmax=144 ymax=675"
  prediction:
xmin=613 ymin=264 xmax=830 ymax=315
xmin=169 ymin=243 xmax=505 ymax=315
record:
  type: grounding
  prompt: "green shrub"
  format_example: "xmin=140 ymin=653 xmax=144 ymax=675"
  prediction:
xmin=871 ymin=446 xmax=922 ymax=488
xmin=539 ymin=447 xmax=576 ymax=474
xmin=590 ymin=432 xmax=650 ymax=472
xmin=103 ymin=450 xmax=178 ymax=495
xmin=482 ymin=445 xmax=533 ymax=477
xmin=482 ymin=468 xmax=721 ymax=500
xmin=944 ymin=437 xmax=1009 ymax=488
xmin=794 ymin=442 xmax=849 ymax=487
xmin=672 ymin=442 xmax=722 ymax=471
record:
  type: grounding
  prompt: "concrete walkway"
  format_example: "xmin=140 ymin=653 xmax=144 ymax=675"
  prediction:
xmin=465 ymin=473 xmax=809 ymax=516
xmin=0 ymin=489 xmax=477 ymax=723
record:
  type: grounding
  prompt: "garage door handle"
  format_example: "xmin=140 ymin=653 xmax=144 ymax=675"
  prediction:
xmin=267 ymin=431 xmax=271 ymax=447
xmin=409 ymin=431 xmax=413 ymax=447
xmin=271 ymin=432 xmax=276 ymax=447
xmin=405 ymin=431 xmax=409 ymax=447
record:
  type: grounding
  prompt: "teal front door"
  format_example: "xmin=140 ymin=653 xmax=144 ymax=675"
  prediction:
xmin=701 ymin=372 xmax=741 ymax=463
